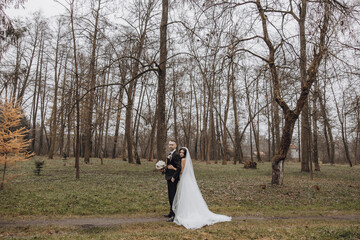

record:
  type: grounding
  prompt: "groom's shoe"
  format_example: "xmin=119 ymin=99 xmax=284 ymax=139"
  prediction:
xmin=163 ymin=213 xmax=172 ymax=218
xmin=166 ymin=216 xmax=174 ymax=222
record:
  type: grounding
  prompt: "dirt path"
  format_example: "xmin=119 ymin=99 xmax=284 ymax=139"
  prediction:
xmin=1 ymin=215 xmax=360 ymax=227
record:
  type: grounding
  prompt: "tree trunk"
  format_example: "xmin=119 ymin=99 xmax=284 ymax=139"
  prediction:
xmin=215 ymin=108 xmax=221 ymax=164
xmin=70 ymin=0 xmax=80 ymax=179
xmin=318 ymin=84 xmax=335 ymax=164
xmin=39 ymin=63 xmax=48 ymax=155
xmin=83 ymin=0 xmax=101 ymax=164
xmin=124 ymin=79 xmax=136 ymax=164
xmin=355 ymin=97 xmax=360 ymax=165
xmin=49 ymin=20 xmax=64 ymax=159
xmin=125 ymin=1 xmax=152 ymax=163
xmin=244 ymin=72 xmax=262 ymax=163
xmin=17 ymin=21 xmax=39 ymax=105
xmin=112 ymin=75 xmax=126 ymax=158
xmin=0 ymin=156 xmax=7 ymax=190
xmin=330 ymin=82 xmax=352 ymax=167
xmin=230 ymin=57 xmax=242 ymax=164
xmin=187 ymin=82 xmax=193 ymax=149
xmin=147 ymin=106 xmax=158 ymax=161
xmin=201 ymin=79 xmax=209 ymax=162
xmin=272 ymin=112 xmax=298 ymax=185
xmin=156 ymin=0 xmax=168 ymax=162
xmin=207 ymin=108 xmax=215 ymax=164
xmin=266 ymin=80 xmax=272 ymax=161
xmin=193 ymin=81 xmax=200 ymax=160
xmin=12 ymin=40 xmax=21 ymax=102
xmin=272 ymin=93 xmax=281 ymax=151
xmin=250 ymin=120 xmax=254 ymax=162
xmin=312 ymin=81 xmax=320 ymax=171
xmin=269 ymin=78 xmax=277 ymax=157
xmin=66 ymin=80 xmax=73 ymax=158
xmin=98 ymin=70 xmax=108 ymax=164
xmin=59 ymin=57 xmax=68 ymax=157
xmin=301 ymin=100 xmax=311 ymax=172
xmin=104 ymin=86 xmax=112 ymax=158
xmin=222 ymin=74 xmax=231 ymax=165
xmin=133 ymin=79 xmax=146 ymax=165
xmin=121 ymin=135 xmax=127 ymax=161
xmin=298 ymin=0 xmax=311 ymax=172
xmin=341 ymin=116 xmax=352 ymax=167
xmin=31 ymin=33 xmax=44 ymax=153
xmin=173 ymin=72 xmax=178 ymax=145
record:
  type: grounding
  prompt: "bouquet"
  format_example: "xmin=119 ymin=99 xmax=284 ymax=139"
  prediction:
xmin=156 ymin=160 xmax=166 ymax=170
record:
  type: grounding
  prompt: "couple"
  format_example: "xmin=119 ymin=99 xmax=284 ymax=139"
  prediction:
xmin=161 ymin=140 xmax=231 ymax=229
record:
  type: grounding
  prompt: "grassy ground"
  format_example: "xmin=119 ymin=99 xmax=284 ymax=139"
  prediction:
xmin=0 ymin=156 xmax=359 ymax=239
xmin=1 ymin=219 xmax=360 ymax=239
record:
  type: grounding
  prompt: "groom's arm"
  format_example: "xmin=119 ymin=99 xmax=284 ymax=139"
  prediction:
xmin=172 ymin=153 xmax=181 ymax=179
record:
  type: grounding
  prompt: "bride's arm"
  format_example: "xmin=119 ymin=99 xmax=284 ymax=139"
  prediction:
xmin=167 ymin=158 xmax=186 ymax=174
xmin=169 ymin=158 xmax=185 ymax=173
xmin=180 ymin=158 xmax=186 ymax=174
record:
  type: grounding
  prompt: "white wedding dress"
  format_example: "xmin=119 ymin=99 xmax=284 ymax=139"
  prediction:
xmin=172 ymin=148 xmax=231 ymax=229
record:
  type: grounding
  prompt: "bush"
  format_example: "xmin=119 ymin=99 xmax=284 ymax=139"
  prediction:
xmin=34 ymin=160 xmax=44 ymax=176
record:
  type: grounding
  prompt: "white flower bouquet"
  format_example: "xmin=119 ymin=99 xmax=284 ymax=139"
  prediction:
xmin=155 ymin=160 xmax=166 ymax=170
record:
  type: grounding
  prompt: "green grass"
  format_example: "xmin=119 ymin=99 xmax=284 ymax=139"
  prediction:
xmin=1 ymin=156 xmax=359 ymax=219
xmin=1 ymin=219 xmax=360 ymax=239
xmin=1 ymin=156 xmax=360 ymax=239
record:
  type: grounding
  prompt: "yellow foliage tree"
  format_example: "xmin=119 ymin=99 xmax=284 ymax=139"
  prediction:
xmin=0 ymin=99 xmax=33 ymax=190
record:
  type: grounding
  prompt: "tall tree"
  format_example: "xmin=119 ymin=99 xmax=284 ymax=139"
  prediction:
xmin=254 ymin=0 xmax=330 ymax=184
xmin=0 ymin=99 xmax=33 ymax=190
xmin=156 ymin=0 xmax=168 ymax=161
xmin=48 ymin=18 xmax=64 ymax=159
xmin=69 ymin=0 xmax=81 ymax=179
xmin=331 ymin=82 xmax=352 ymax=167
xmin=312 ymin=80 xmax=320 ymax=171
xmin=299 ymin=0 xmax=311 ymax=173
xmin=83 ymin=0 xmax=102 ymax=164
xmin=318 ymin=77 xmax=335 ymax=164
xmin=230 ymin=54 xmax=242 ymax=164
xmin=124 ymin=0 xmax=154 ymax=164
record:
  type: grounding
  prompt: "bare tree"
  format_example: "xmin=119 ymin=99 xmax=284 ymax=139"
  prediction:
xmin=69 ymin=0 xmax=80 ymax=179
xmin=330 ymin=81 xmax=353 ymax=167
xmin=156 ymin=0 xmax=168 ymax=161
xmin=49 ymin=18 xmax=65 ymax=159
xmin=253 ymin=0 xmax=330 ymax=184
xmin=83 ymin=0 xmax=102 ymax=164
xmin=312 ymin=80 xmax=320 ymax=171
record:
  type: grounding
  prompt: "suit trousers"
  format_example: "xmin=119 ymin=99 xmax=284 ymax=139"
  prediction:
xmin=167 ymin=178 xmax=179 ymax=216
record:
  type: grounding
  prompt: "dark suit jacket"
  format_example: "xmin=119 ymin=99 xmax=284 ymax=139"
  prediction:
xmin=165 ymin=150 xmax=181 ymax=181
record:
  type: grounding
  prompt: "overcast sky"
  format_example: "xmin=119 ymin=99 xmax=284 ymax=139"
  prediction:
xmin=6 ymin=0 xmax=66 ymax=18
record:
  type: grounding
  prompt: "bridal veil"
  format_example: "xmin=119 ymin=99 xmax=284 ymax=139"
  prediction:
xmin=172 ymin=147 xmax=231 ymax=229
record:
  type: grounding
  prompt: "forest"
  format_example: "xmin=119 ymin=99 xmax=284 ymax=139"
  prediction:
xmin=1 ymin=0 xmax=360 ymax=185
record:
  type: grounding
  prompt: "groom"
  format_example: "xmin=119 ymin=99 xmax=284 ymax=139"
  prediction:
xmin=162 ymin=140 xmax=181 ymax=222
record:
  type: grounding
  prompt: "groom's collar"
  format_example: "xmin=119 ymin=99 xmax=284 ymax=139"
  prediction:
xmin=170 ymin=149 xmax=176 ymax=155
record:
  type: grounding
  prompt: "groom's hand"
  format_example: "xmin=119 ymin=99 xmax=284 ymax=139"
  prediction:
xmin=171 ymin=177 xmax=175 ymax=183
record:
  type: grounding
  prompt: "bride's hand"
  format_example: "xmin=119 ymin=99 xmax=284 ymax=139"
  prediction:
xmin=168 ymin=164 xmax=174 ymax=170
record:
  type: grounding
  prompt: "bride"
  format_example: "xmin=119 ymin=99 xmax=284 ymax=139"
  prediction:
xmin=168 ymin=147 xmax=231 ymax=229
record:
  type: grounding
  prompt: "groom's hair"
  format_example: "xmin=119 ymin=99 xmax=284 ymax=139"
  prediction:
xmin=169 ymin=140 xmax=177 ymax=145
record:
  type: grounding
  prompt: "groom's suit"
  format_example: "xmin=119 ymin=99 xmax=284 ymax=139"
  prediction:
xmin=165 ymin=150 xmax=181 ymax=217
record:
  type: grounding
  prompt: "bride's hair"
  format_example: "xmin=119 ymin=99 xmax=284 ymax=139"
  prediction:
xmin=179 ymin=147 xmax=187 ymax=157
